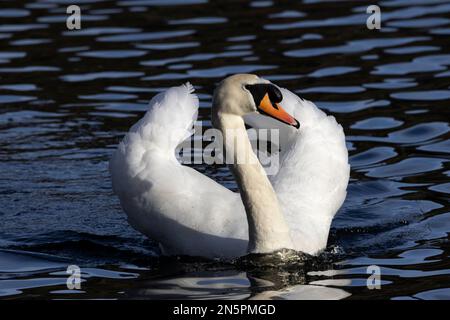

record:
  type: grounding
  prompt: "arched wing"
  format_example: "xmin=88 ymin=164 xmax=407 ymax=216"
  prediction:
xmin=244 ymin=88 xmax=350 ymax=254
xmin=109 ymin=84 xmax=247 ymax=258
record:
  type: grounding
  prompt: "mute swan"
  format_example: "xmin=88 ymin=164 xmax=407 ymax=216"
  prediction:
xmin=110 ymin=74 xmax=349 ymax=259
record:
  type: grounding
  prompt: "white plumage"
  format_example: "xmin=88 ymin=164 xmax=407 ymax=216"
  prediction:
xmin=247 ymin=88 xmax=350 ymax=254
xmin=110 ymin=76 xmax=349 ymax=259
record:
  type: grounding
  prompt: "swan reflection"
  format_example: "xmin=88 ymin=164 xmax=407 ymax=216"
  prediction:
xmin=126 ymin=270 xmax=350 ymax=300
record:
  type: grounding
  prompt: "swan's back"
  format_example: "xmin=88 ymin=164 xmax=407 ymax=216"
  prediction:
xmin=276 ymin=89 xmax=349 ymax=254
xmin=245 ymin=88 xmax=350 ymax=254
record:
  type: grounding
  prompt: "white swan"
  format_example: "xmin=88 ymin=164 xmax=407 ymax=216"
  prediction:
xmin=110 ymin=74 xmax=349 ymax=259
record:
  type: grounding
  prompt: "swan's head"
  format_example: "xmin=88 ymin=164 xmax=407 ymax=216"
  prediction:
xmin=212 ymin=74 xmax=299 ymax=129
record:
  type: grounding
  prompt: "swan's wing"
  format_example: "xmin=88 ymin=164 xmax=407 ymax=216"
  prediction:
xmin=110 ymin=84 xmax=247 ymax=258
xmin=245 ymin=88 xmax=350 ymax=255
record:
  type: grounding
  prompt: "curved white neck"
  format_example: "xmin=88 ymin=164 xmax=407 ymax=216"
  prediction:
xmin=216 ymin=113 xmax=293 ymax=253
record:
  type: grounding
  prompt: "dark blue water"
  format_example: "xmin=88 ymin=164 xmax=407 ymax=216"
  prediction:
xmin=0 ymin=0 xmax=449 ymax=300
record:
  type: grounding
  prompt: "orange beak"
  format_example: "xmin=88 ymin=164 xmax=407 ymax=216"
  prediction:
xmin=258 ymin=93 xmax=300 ymax=129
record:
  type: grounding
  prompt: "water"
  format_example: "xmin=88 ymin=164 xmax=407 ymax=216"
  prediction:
xmin=0 ymin=0 xmax=449 ymax=300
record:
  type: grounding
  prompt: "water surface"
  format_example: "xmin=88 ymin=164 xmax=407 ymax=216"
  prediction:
xmin=0 ymin=0 xmax=449 ymax=300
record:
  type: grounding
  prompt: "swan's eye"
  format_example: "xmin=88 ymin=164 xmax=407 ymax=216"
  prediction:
xmin=246 ymin=83 xmax=298 ymax=129
xmin=245 ymin=84 xmax=269 ymax=106
xmin=268 ymin=85 xmax=282 ymax=103
xmin=245 ymin=84 xmax=283 ymax=106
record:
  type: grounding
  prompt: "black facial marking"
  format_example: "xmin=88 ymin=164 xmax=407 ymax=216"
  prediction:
xmin=267 ymin=85 xmax=282 ymax=103
xmin=245 ymin=84 xmax=266 ymax=106
xmin=245 ymin=83 xmax=283 ymax=106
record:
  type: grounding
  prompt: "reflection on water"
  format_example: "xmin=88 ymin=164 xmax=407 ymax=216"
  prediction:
xmin=126 ymin=271 xmax=351 ymax=300
xmin=0 ymin=0 xmax=449 ymax=300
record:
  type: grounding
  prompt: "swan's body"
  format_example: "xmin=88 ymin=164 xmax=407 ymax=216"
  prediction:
xmin=110 ymin=74 xmax=349 ymax=259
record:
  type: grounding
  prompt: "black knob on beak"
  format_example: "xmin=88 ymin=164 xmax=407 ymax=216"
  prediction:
xmin=267 ymin=85 xmax=282 ymax=103
xmin=245 ymin=83 xmax=283 ymax=106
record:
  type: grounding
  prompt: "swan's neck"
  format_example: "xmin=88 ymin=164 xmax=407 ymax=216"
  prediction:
xmin=216 ymin=113 xmax=293 ymax=253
